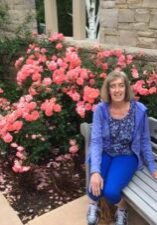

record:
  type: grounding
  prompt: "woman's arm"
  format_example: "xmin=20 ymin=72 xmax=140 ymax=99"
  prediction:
xmin=89 ymin=104 xmax=103 ymax=174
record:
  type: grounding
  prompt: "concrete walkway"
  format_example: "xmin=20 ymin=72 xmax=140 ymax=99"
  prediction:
xmin=28 ymin=195 xmax=88 ymax=225
xmin=0 ymin=193 xmax=114 ymax=225
xmin=0 ymin=193 xmax=23 ymax=225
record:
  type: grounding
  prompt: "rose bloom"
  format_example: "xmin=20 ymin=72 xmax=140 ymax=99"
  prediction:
xmin=16 ymin=151 xmax=26 ymax=160
xmin=17 ymin=146 xmax=24 ymax=152
xmin=3 ymin=133 xmax=13 ymax=143
xmin=69 ymin=145 xmax=79 ymax=154
xmin=0 ymin=88 xmax=4 ymax=94
xmin=69 ymin=139 xmax=76 ymax=146
xmin=42 ymin=77 xmax=52 ymax=86
xmin=31 ymin=134 xmax=37 ymax=139
xmin=53 ymin=104 xmax=62 ymax=112
xmin=11 ymin=142 xmax=18 ymax=148
xmin=56 ymin=43 xmax=63 ymax=49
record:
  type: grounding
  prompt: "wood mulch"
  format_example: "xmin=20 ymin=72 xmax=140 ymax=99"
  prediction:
xmin=0 ymin=152 xmax=85 ymax=224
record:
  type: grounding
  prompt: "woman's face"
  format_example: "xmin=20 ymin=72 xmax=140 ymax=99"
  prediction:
xmin=109 ymin=77 xmax=126 ymax=103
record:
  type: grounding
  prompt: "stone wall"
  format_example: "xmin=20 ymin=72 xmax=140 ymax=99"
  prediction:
xmin=65 ymin=37 xmax=157 ymax=70
xmin=99 ymin=0 xmax=157 ymax=49
xmin=0 ymin=0 xmax=37 ymax=34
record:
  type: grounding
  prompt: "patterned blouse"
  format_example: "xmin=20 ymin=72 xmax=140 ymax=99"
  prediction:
xmin=106 ymin=101 xmax=135 ymax=156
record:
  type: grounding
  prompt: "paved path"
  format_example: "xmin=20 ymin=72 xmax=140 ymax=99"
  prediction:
xmin=0 ymin=193 xmax=23 ymax=225
xmin=0 ymin=193 xmax=114 ymax=225
xmin=27 ymin=195 xmax=113 ymax=225
xmin=28 ymin=195 xmax=88 ymax=225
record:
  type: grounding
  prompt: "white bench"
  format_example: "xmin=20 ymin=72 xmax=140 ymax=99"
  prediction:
xmin=80 ymin=117 xmax=157 ymax=225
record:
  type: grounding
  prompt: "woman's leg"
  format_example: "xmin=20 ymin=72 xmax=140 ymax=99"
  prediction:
xmin=87 ymin=152 xmax=112 ymax=202
xmin=102 ymin=154 xmax=138 ymax=205
xmin=102 ymin=154 xmax=138 ymax=225
xmin=87 ymin=153 xmax=112 ymax=225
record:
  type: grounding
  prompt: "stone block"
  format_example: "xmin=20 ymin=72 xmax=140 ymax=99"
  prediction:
xmin=118 ymin=9 xmax=134 ymax=22
xmin=100 ymin=9 xmax=118 ymax=28
xmin=137 ymin=37 xmax=157 ymax=49
xmin=1 ymin=0 xmax=14 ymax=7
xmin=143 ymin=0 xmax=157 ymax=8
xmin=101 ymin=1 xmax=115 ymax=8
xmin=25 ymin=0 xmax=36 ymax=9
xmin=115 ymin=0 xmax=126 ymax=3
xmin=99 ymin=27 xmax=105 ymax=43
xmin=118 ymin=23 xmax=133 ymax=30
xmin=116 ymin=4 xmax=128 ymax=8
xmin=135 ymin=9 xmax=149 ymax=22
xmin=104 ymin=28 xmax=118 ymax=35
xmin=128 ymin=0 xmax=143 ymax=8
xmin=119 ymin=30 xmax=137 ymax=46
xmin=133 ymin=22 xmax=148 ymax=31
xmin=138 ymin=31 xmax=157 ymax=38
xmin=104 ymin=35 xmax=119 ymax=45
xmin=9 ymin=10 xmax=26 ymax=21
xmin=128 ymin=0 xmax=142 ymax=3
xmin=150 ymin=13 xmax=157 ymax=29
xmin=13 ymin=0 xmax=24 ymax=5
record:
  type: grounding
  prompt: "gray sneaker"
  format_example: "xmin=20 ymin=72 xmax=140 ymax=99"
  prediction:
xmin=115 ymin=208 xmax=128 ymax=225
xmin=87 ymin=204 xmax=100 ymax=225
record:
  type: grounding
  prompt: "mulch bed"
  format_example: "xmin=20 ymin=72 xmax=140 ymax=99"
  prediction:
xmin=0 ymin=152 xmax=85 ymax=224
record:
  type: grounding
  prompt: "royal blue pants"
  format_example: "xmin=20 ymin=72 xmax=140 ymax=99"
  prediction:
xmin=88 ymin=152 xmax=138 ymax=204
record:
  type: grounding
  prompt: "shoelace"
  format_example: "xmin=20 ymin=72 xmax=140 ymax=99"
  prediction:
xmin=116 ymin=210 xmax=127 ymax=225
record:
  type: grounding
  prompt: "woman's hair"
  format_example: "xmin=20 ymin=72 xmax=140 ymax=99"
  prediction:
xmin=100 ymin=71 xmax=134 ymax=102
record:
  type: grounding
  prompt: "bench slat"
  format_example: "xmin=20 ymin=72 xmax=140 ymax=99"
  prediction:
xmin=127 ymin=182 xmax=157 ymax=212
xmin=123 ymin=187 xmax=157 ymax=225
xmin=135 ymin=171 xmax=157 ymax=192
xmin=132 ymin=175 xmax=157 ymax=201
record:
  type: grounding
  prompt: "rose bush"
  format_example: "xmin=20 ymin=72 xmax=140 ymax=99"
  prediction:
xmin=0 ymin=33 xmax=156 ymax=172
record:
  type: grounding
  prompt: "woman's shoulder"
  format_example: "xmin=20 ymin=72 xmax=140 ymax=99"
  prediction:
xmin=134 ymin=100 xmax=147 ymax=112
xmin=95 ymin=101 xmax=108 ymax=110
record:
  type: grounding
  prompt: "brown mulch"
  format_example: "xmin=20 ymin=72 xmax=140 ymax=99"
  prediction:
xmin=0 ymin=152 xmax=85 ymax=224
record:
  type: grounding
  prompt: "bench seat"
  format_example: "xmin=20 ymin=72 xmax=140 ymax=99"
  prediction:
xmin=123 ymin=164 xmax=157 ymax=225
xmin=80 ymin=117 xmax=157 ymax=225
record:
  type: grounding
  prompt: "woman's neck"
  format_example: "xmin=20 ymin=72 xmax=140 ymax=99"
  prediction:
xmin=110 ymin=100 xmax=128 ymax=109
xmin=109 ymin=100 xmax=131 ymax=119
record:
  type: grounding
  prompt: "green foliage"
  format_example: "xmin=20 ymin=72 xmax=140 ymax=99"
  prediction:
xmin=35 ymin=0 xmax=45 ymax=24
xmin=0 ymin=82 xmax=22 ymax=103
xmin=0 ymin=4 xmax=36 ymax=102
xmin=140 ymin=95 xmax=157 ymax=118
xmin=0 ymin=4 xmax=10 ymax=31
xmin=57 ymin=0 xmax=72 ymax=36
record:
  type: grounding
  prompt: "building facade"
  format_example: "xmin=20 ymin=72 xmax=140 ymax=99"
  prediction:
xmin=99 ymin=0 xmax=157 ymax=49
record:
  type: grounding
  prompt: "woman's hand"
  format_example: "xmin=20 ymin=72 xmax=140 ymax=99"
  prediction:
xmin=152 ymin=171 xmax=157 ymax=179
xmin=89 ymin=172 xmax=103 ymax=197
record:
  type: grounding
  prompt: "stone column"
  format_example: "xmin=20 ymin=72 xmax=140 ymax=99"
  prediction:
xmin=44 ymin=0 xmax=58 ymax=34
xmin=72 ymin=0 xmax=86 ymax=39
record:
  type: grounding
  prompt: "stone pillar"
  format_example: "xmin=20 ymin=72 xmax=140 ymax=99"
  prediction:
xmin=72 ymin=0 xmax=86 ymax=39
xmin=44 ymin=0 xmax=58 ymax=34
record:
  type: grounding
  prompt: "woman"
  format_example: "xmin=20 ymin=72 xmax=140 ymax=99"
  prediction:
xmin=87 ymin=71 xmax=157 ymax=225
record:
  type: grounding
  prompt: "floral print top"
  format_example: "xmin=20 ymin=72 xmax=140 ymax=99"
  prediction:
xmin=106 ymin=101 xmax=135 ymax=156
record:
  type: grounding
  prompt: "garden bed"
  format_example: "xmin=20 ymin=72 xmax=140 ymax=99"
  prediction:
xmin=0 ymin=152 xmax=85 ymax=224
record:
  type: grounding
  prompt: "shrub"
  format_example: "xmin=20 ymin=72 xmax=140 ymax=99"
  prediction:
xmin=0 ymin=33 xmax=156 ymax=172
